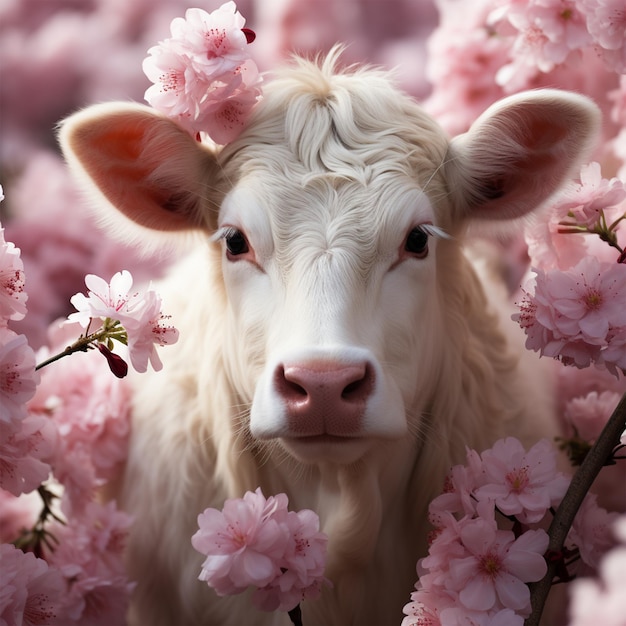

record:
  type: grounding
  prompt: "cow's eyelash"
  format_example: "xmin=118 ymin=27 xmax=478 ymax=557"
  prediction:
xmin=419 ymin=224 xmax=451 ymax=240
xmin=211 ymin=226 xmax=241 ymax=243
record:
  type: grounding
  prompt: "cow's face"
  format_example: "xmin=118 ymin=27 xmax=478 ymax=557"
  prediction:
xmin=59 ymin=56 xmax=599 ymax=467
xmin=216 ymin=172 xmax=447 ymax=463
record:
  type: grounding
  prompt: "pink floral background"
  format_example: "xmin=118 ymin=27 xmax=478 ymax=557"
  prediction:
xmin=1 ymin=1 xmax=626 ymax=625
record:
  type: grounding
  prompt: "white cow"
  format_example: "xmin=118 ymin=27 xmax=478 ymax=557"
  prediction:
xmin=60 ymin=51 xmax=599 ymax=625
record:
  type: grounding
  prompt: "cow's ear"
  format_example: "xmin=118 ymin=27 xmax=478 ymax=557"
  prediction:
xmin=444 ymin=90 xmax=600 ymax=223
xmin=59 ymin=102 xmax=223 ymax=233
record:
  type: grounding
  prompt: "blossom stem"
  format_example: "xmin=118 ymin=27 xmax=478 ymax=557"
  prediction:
xmin=525 ymin=391 xmax=626 ymax=626
xmin=35 ymin=319 xmax=126 ymax=371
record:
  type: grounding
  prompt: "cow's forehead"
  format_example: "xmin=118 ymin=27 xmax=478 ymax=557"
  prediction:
xmin=221 ymin=170 xmax=436 ymax=275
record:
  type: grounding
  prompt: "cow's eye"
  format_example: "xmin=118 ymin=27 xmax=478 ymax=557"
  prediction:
xmin=405 ymin=226 xmax=429 ymax=258
xmin=225 ymin=229 xmax=249 ymax=256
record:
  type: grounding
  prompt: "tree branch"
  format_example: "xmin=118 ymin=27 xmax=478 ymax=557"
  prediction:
xmin=525 ymin=391 xmax=626 ymax=626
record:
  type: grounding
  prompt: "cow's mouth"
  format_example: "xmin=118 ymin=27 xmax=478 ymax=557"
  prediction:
xmin=281 ymin=434 xmax=371 ymax=463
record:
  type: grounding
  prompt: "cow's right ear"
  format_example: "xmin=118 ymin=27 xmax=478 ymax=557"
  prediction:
xmin=59 ymin=102 xmax=223 ymax=233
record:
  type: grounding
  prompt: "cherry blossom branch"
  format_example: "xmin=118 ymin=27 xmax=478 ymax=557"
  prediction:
xmin=34 ymin=318 xmax=126 ymax=371
xmin=525 ymin=391 xmax=626 ymax=626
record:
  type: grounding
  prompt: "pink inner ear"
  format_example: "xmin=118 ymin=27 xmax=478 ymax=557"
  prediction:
xmin=65 ymin=107 xmax=209 ymax=232
xmin=451 ymin=92 xmax=600 ymax=223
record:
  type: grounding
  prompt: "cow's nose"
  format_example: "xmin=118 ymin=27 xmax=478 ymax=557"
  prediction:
xmin=275 ymin=361 xmax=375 ymax=436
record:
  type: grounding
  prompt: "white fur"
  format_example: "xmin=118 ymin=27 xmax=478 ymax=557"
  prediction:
xmin=60 ymin=50 xmax=600 ymax=625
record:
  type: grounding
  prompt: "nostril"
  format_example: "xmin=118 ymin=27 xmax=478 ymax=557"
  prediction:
xmin=276 ymin=366 xmax=309 ymax=402
xmin=341 ymin=363 xmax=374 ymax=402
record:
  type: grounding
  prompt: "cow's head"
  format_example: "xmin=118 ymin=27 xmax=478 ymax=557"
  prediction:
xmin=60 ymin=53 xmax=599 ymax=465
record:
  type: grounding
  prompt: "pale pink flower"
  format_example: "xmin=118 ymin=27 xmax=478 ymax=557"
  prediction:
xmin=28 ymin=332 xmax=131 ymax=508
xmin=0 ymin=488 xmax=39 ymax=544
xmin=192 ymin=488 xmax=328 ymax=611
xmin=123 ymin=289 xmax=179 ymax=373
xmin=428 ymin=448 xmax=484 ymax=523
xmin=494 ymin=0 xmax=591 ymax=90
xmin=535 ymin=257 xmax=626 ymax=344
xmin=67 ymin=272 xmax=179 ymax=373
xmin=192 ymin=489 xmax=290 ymax=595
xmin=0 ymin=542 xmax=66 ymax=625
xmin=564 ymin=390 xmax=623 ymax=442
xmin=252 ymin=507 xmax=328 ymax=611
xmin=44 ymin=500 xmax=134 ymax=625
xmin=423 ymin=5 xmax=508 ymax=135
xmin=579 ymin=0 xmax=626 ymax=72
xmin=447 ymin=518 xmax=549 ymax=614
xmin=0 ymin=328 xmax=40 ymax=423
xmin=143 ymin=2 xmax=262 ymax=143
xmin=0 ymin=226 xmax=27 ymax=323
xmin=567 ymin=492 xmax=619 ymax=569
xmin=475 ymin=438 xmax=570 ymax=524
xmin=67 ymin=270 xmax=138 ymax=329
xmin=515 ymin=258 xmax=626 ymax=371
xmin=568 ymin=515 xmax=626 ymax=626
xmin=402 ymin=587 xmax=443 ymax=626
xmin=555 ymin=162 xmax=626 ymax=229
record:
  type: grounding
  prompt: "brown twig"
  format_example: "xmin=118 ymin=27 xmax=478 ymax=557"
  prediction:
xmin=525 ymin=391 xmax=626 ymax=626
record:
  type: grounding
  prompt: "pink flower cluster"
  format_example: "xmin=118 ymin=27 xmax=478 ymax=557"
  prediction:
xmin=402 ymin=437 xmax=618 ymax=626
xmin=42 ymin=500 xmax=135 ymax=625
xmin=514 ymin=162 xmax=626 ymax=376
xmin=67 ymin=270 xmax=179 ymax=373
xmin=424 ymin=0 xmax=626 ymax=172
xmin=1 ymin=212 xmax=49 ymax=497
xmin=1 ymin=186 xmax=175 ymax=624
xmin=192 ymin=487 xmax=328 ymax=613
xmin=143 ymin=1 xmax=262 ymax=144
xmin=27 ymin=325 xmax=132 ymax=512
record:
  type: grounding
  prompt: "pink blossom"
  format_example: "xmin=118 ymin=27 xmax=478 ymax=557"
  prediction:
xmin=555 ymin=162 xmax=626 ymax=229
xmin=564 ymin=390 xmax=623 ymax=442
xmin=192 ymin=488 xmax=328 ymax=611
xmin=67 ymin=271 xmax=179 ymax=373
xmin=447 ymin=518 xmax=548 ymax=614
xmin=493 ymin=0 xmax=591 ymax=91
xmin=0 ymin=543 xmax=66 ymax=625
xmin=123 ymin=289 xmax=179 ymax=373
xmin=579 ymin=0 xmax=626 ymax=72
xmin=567 ymin=492 xmax=619 ymax=569
xmin=568 ymin=515 xmax=626 ymax=626
xmin=0 ymin=413 xmax=55 ymax=497
xmin=536 ymin=257 xmax=626 ymax=344
xmin=28 ymin=326 xmax=131 ymax=509
xmin=0 ymin=328 xmax=39 ymax=423
xmin=515 ymin=257 xmax=626 ymax=371
xmin=0 ymin=226 xmax=27 ymax=323
xmin=475 ymin=438 xmax=570 ymax=524
xmin=411 ymin=504 xmax=548 ymax=620
xmin=44 ymin=500 xmax=134 ymax=625
xmin=143 ymin=2 xmax=262 ymax=143
xmin=251 ymin=507 xmax=328 ymax=611
xmin=192 ymin=489 xmax=291 ymax=595
xmin=67 ymin=270 xmax=138 ymax=329
xmin=428 ymin=448 xmax=484 ymax=523
xmin=0 ymin=488 xmax=39 ymax=544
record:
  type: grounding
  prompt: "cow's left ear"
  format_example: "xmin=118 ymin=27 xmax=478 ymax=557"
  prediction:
xmin=59 ymin=102 xmax=224 ymax=235
xmin=444 ymin=90 xmax=601 ymax=223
